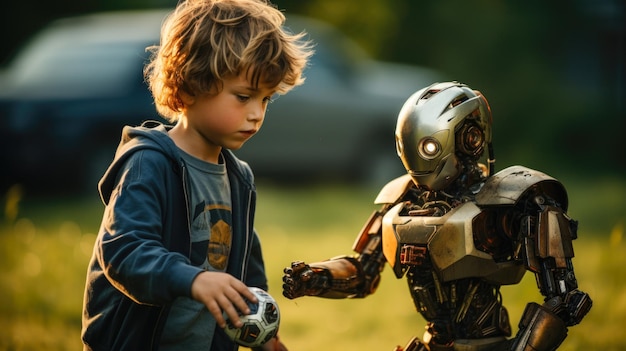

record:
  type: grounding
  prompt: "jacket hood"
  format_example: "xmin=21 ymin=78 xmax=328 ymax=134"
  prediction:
xmin=98 ymin=121 xmax=178 ymax=204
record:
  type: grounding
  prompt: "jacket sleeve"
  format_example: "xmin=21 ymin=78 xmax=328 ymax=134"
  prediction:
xmin=96 ymin=149 xmax=203 ymax=305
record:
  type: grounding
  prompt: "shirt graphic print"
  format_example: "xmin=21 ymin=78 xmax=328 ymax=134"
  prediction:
xmin=190 ymin=201 xmax=233 ymax=271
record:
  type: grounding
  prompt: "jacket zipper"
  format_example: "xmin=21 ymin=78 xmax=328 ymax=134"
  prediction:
xmin=240 ymin=189 xmax=253 ymax=282
xmin=181 ymin=162 xmax=193 ymax=257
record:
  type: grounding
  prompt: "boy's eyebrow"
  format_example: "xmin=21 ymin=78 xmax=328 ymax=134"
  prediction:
xmin=238 ymin=85 xmax=259 ymax=92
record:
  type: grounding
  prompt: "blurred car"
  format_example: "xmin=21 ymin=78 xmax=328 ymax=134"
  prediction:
xmin=0 ymin=9 xmax=441 ymax=194
xmin=0 ymin=10 xmax=166 ymax=194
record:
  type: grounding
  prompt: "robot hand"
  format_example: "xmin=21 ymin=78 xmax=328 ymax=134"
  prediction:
xmin=282 ymin=261 xmax=329 ymax=299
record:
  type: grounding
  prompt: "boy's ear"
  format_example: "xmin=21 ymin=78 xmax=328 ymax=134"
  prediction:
xmin=179 ymin=91 xmax=195 ymax=107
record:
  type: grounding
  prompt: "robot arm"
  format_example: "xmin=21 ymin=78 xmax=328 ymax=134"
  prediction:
xmin=510 ymin=192 xmax=592 ymax=350
xmin=282 ymin=210 xmax=387 ymax=299
xmin=522 ymin=195 xmax=592 ymax=325
xmin=282 ymin=257 xmax=363 ymax=299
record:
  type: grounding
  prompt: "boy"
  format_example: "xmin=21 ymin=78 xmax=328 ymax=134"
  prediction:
xmin=81 ymin=1 xmax=312 ymax=350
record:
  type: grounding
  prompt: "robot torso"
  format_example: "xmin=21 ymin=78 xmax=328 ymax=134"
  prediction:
xmin=375 ymin=166 xmax=572 ymax=343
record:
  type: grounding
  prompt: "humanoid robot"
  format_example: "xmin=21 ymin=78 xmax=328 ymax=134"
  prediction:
xmin=282 ymin=82 xmax=592 ymax=351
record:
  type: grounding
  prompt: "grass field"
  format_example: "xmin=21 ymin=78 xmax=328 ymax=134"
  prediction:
xmin=1 ymin=175 xmax=624 ymax=350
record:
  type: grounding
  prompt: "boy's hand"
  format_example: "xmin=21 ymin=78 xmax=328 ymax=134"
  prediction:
xmin=190 ymin=271 xmax=257 ymax=328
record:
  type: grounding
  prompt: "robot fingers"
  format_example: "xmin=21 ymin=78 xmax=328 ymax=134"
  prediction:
xmin=283 ymin=261 xmax=312 ymax=280
xmin=282 ymin=261 xmax=333 ymax=299
xmin=282 ymin=261 xmax=316 ymax=299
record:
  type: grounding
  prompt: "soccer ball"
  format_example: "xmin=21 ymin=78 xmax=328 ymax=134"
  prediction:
xmin=223 ymin=287 xmax=280 ymax=348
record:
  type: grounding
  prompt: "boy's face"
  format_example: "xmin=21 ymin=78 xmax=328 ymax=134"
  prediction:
xmin=181 ymin=73 xmax=276 ymax=155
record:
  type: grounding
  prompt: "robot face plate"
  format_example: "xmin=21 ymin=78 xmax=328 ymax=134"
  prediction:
xmin=395 ymin=82 xmax=492 ymax=190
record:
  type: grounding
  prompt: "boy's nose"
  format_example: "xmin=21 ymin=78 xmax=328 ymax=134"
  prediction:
xmin=249 ymin=104 xmax=266 ymax=121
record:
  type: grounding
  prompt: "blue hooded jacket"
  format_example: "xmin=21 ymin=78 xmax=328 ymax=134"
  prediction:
xmin=81 ymin=121 xmax=267 ymax=351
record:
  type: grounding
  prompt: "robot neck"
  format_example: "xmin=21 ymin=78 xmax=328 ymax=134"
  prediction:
xmin=443 ymin=160 xmax=487 ymax=198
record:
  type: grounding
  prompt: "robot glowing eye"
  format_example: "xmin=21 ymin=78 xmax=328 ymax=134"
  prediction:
xmin=424 ymin=141 xmax=438 ymax=154
xmin=419 ymin=138 xmax=441 ymax=159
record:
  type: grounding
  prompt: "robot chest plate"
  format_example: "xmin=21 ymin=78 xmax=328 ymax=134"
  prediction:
xmin=382 ymin=202 xmax=524 ymax=284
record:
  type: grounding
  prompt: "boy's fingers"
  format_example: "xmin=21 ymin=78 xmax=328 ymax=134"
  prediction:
xmin=220 ymin=283 xmax=257 ymax=328
xmin=239 ymin=284 xmax=258 ymax=304
xmin=227 ymin=280 xmax=258 ymax=312
xmin=220 ymin=300 xmax=243 ymax=328
xmin=228 ymin=285 xmax=254 ymax=316
xmin=205 ymin=301 xmax=228 ymax=328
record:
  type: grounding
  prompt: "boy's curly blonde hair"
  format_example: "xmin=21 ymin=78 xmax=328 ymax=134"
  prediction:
xmin=144 ymin=0 xmax=313 ymax=121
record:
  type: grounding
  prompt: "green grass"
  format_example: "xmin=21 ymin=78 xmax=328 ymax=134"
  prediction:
xmin=1 ymin=176 xmax=624 ymax=350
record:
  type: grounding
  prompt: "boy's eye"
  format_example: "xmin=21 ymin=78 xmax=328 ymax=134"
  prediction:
xmin=236 ymin=95 xmax=250 ymax=102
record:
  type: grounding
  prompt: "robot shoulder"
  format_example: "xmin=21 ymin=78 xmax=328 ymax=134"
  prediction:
xmin=374 ymin=174 xmax=414 ymax=205
xmin=475 ymin=165 xmax=569 ymax=210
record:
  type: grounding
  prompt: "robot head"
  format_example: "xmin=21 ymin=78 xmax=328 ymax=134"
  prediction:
xmin=395 ymin=81 xmax=493 ymax=191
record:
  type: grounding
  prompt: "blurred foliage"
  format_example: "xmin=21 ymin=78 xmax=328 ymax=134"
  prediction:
xmin=1 ymin=0 xmax=624 ymax=176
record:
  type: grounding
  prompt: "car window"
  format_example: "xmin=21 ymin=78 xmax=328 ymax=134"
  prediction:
xmin=10 ymin=41 xmax=150 ymax=96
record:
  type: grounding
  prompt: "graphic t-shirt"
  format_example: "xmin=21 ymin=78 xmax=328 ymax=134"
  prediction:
xmin=160 ymin=149 xmax=232 ymax=350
